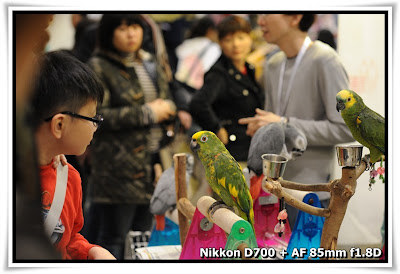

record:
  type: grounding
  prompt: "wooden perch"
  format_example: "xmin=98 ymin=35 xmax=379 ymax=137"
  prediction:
xmin=197 ymin=196 xmax=242 ymax=234
xmin=264 ymin=178 xmax=331 ymax=218
xmin=176 ymin=198 xmax=195 ymax=221
xmin=174 ymin=153 xmax=190 ymax=246
xmin=279 ymin=179 xmax=331 ymax=192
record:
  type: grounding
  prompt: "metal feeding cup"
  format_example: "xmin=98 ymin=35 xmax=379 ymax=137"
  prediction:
xmin=335 ymin=145 xmax=363 ymax=167
xmin=262 ymin=154 xmax=288 ymax=179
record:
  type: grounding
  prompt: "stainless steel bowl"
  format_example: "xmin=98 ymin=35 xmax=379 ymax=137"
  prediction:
xmin=335 ymin=145 xmax=363 ymax=167
xmin=262 ymin=154 xmax=288 ymax=179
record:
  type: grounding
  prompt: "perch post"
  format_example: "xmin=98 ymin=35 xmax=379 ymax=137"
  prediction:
xmin=320 ymin=160 xmax=366 ymax=253
xmin=319 ymin=145 xmax=365 ymax=253
xmin=174 ymin=153 xmax=190 ymax=246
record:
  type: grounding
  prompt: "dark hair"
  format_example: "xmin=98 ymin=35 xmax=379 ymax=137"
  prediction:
xmin=188 ymin=16 xmax=216 ymax=39
xmin=217 ymin=15 xmax=251 ymax=40
xmin=31 ymin=50 xmax=104 ymax=129
xmin=299 ymin=14 xmax=316 ymax=32
xmin=97 ymin=14 xmax=145 ymax=53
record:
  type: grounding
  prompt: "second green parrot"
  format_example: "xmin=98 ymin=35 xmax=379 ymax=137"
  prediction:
xmin=336 ymin=89 xmax=385 ymax=163
xmin=190 ymin=130 xmax=255 ymax=231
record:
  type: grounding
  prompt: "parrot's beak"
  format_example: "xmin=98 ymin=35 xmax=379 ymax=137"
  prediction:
xmin=336 ymin=100 xmax=345 ymax=112
xmin=190 ymin=139 xmax=200 ymax=152
xmin=291 ymin=148 xmax=304 ymax=158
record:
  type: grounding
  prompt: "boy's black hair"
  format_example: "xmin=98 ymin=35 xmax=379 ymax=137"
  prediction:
xmin=97 ymin=14 xmax=145 ymax=53
xmin=31 ymin=50 xmax=104 ymax=129
xmin=188 ymin=16 xmax=216 ymax=39
xmin=217 ymin=15 xmax=251 ymax=40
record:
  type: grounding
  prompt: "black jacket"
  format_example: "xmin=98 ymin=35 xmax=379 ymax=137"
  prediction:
xmin=189 ymin=54 xmax=264 ymax=161
xmin=87 ymin=50 xmax=173 ymax=204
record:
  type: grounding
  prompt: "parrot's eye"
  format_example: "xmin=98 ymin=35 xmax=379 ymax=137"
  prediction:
xmin=347 ymin=97 xmax=351 ymax=102
xmin=200 ymin=135 xmax=208 ymax=142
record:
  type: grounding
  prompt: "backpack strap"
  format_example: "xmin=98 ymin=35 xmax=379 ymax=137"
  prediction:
xmin=43 ymin=163 xmax=68 ymax=238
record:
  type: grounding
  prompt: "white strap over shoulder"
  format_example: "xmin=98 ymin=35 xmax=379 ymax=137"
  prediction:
xmin=43 ymin=163 xmax=68 ymax=238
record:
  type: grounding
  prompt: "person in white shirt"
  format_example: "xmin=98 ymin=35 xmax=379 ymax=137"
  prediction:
xmin=239 ymin=14 xmax=354 ymax=229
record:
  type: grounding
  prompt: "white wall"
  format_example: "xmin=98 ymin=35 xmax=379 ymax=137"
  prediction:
xmin=46 ymin=14 xmax=75 ymax=51
xmin=335 ymin=14 xmax=386 ymax=247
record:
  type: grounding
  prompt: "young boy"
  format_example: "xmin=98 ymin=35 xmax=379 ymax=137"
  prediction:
xmin=31 ymin=51 xmax=115 ymax=260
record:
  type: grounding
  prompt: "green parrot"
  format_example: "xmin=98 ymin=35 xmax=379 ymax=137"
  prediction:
xmin=336 ymin=89 xmax=385 ymax=163
xmin=190 ymin=130 xmax=255 ymax=231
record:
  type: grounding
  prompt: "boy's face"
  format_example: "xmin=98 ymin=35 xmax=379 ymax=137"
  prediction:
xmin=219 ymin=31 xmax=252 ymax=64
xmin=62 ymin=100 xmax=98 ymax=156
xmin=257 ymin=14 xmax=294 ymax=46
xmin=112 ymin=22 xmax=143 ymax=53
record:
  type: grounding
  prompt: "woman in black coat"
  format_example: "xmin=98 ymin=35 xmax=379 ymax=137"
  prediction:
xmin=190 ymin=15 xmax=264 ymax=162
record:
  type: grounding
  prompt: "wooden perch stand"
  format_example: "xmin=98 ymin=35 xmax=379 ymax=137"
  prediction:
xmin=264 ymin=157 xmax=368 ymax=259
xmin=174 ymin=152 xmax=368 ymax=260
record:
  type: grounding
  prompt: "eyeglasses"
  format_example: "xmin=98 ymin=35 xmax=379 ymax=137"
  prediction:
xmin=44 ymin=111 xmax=104 ymax=129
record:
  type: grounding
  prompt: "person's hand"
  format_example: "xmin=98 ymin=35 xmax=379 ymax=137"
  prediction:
xmin=217 ymin=127 xmax=229 ymax=145
xmin=147 ymin=98 xmax=176 ymax=123
xmin=177 ymin=110 xmax=192 ymax=130
xmin=238 ymin=108 xmax=281 ymax=136
xmin=52 ymin=154 xmax=68 ymax=169
xmin=87 ymin=246 xmax=116 ymax=260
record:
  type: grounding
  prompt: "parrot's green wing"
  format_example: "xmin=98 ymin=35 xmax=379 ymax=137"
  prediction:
xmin=213 ymin=152 xmax=253 ymax=220
xmin=358 ymin=108 xmax=385 ymax=154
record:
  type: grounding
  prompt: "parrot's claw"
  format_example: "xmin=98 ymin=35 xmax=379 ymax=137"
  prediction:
xmin=362 ymin=154 xmax=373 ymax=171
xmin=208 ymin=200 xmax=235 ymax=217
xmin=367 ymin=162 xmax=375 ymax=171
xmin=291 ymin=148 xmax=304 ymax=159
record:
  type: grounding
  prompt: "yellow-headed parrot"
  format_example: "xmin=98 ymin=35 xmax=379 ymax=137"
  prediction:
xmin=190 ymin=130 xmax=255 ymax=231
xmin=336 ymin=89 xmax=385 ymax=163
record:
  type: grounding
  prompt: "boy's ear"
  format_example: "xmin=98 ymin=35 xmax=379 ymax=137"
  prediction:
xmin=50 ymin=114 xmax=66 ymax=139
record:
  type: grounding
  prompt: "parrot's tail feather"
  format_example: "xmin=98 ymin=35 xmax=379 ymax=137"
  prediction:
xmin=248 ymin=209 xmax=255 ymax=232
xmin=240 ymin=208 xmax=255 ymax=232
xmin=155 ymin=215 xmax=165 ymax=231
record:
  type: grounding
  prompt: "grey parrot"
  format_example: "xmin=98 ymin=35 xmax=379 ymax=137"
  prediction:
xmin=283 ymin=123 xmax=308 ymax=160
xmin=247 ymin=122 xmax=307 ymax=176
xmin=150 ymin=153 xmax=194 ymax=215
